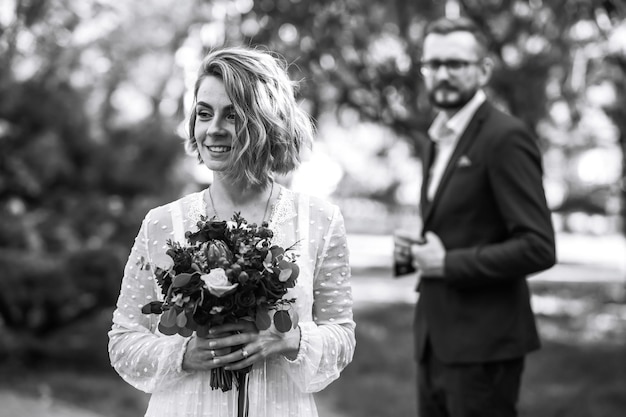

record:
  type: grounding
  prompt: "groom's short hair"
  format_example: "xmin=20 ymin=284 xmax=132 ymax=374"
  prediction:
xmin=423 ymin=17 xmax=489 ymax=57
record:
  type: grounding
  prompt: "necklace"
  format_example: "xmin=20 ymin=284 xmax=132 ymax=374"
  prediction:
xmin=208 ymin=181 xmax=275 ymax=223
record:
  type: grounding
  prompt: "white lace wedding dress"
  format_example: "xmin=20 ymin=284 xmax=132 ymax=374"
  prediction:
xmin=108 ymin=186 xmax=356 ymax=417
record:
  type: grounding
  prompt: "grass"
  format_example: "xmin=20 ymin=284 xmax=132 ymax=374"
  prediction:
xmin=1 ymin=280 xmax=625 ymax=417
xmin=316 ymin=280 xmax=626 ymax=417
xmin=0 ymin=309 xmax=149 ymax=417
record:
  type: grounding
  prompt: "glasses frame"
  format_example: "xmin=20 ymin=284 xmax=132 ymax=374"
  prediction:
xmin=419 ymin=59 xmax=482 ymax=76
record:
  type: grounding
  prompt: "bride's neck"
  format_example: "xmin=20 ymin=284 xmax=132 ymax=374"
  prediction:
xmin=207 ymin=175 xmax=276 ymax=223
xmin=209 ymin=176 xmax=271 ymax=205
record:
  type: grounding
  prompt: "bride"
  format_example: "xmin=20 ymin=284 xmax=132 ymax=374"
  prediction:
xmin=108 ymin=46 xmax=356 ymax=417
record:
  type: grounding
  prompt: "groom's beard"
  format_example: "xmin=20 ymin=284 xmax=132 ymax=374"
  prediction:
xmin=428 ymin=83 xmax=477 ymax=110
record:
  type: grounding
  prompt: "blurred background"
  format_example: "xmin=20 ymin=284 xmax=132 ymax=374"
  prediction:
xmin=1 ymin=0 xmax=625 ymax=416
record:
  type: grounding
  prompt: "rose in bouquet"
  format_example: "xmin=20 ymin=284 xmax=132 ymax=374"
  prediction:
xmin=140 ymin=212 xmax=299 ymax=393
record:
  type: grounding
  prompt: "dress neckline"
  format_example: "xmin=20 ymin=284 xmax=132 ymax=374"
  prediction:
xmin=200 ymin=184 xmax=285 ymax=226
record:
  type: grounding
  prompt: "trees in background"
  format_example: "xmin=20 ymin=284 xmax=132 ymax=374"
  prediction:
xmin=0 ymin=0 xmax=624 ymax=351
xmin=0 ymin=0 xmax=187 ymax=343
xmin=232 ymin=0 xmax=626 ymax=226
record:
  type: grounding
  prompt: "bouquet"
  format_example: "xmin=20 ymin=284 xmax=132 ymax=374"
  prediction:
xmin=140 ymin=212 xmax=299 ymax=404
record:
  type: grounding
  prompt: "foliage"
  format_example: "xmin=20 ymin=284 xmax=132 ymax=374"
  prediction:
xmin=594 ymin=49 xmax=626 ymax=233
xmin=0 ymin=0 xmax=186 ymax=339
xmin=0 ymin=246 xmax=121 ymax=349
xmin=229 ymin=0 xmax=626 ymax=210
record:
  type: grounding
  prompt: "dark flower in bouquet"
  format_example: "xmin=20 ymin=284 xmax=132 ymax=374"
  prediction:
xmin=140 ymin=212 xmax=299 ymax=392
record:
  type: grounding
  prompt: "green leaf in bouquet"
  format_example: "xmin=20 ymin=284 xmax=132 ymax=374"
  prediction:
xmin=270 ymin=246 xmax=284 ymax=258
xmin=288 ymin=262 xmax=299 ymax=281
xmin=158 ymin=321 xmax=179 ymax=335
xmin=141 ymin=301 xmax=164 ymax=315
xmin=160 ymin=307 xmax=178 ymax=327
xmin=255 ymin=308 xmax=271 ymax=330
xmin=176 ymin=311 xmax=188 ymax=327
xmin=173 ymin=273 xmax=193 ymax=288
xmin=178 ymin=326 xmax=193 ymax=337
xmin=278 ymin=260 xmax=299 ymax=282
xmin=185 ymin=312 xmax=198 ymax=330
xmin=278 ymin=268 xmax=292 ymax=282
xmin=263 ymin=251 xmax=273 ymax=267
xmin=273 ymin=310 xmax=292 ymax=333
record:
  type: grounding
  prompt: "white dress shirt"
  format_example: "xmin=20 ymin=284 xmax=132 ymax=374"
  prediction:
xmin=426 ymin=90 xmax=486 ymax=201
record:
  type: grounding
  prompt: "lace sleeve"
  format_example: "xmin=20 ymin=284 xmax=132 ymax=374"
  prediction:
xmin=107 ymin=210 xmax=191 ymax=393
xmin=284 ymin=204 xmax=356 ymax=392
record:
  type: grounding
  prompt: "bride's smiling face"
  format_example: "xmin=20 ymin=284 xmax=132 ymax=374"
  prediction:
xmin=194 ymin=76 xmax=238 ymax=172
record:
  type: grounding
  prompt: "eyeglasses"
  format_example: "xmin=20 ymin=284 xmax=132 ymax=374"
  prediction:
xmin=420 ymin=59 xmax=481 ymax=76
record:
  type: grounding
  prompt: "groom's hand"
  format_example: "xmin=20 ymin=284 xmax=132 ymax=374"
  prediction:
xmin=411 ymin=231 xmax=445 ymax=277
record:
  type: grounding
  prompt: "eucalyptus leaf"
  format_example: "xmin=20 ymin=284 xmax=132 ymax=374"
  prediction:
xmin=273 ymin=310 xmax=292 ymax=333
xmin=173 ymin=273 xmax=193 ymax=288
xmin=158 ymin=321 xmax=179 ymax=335
xmin=141 ymin=301 xmax=164 ymax=314
xmin=160 ymin=308 xmax=178 ymax=327
xmin=178 ymin=326 xmax=193 ymax=337
xmin=176 ymin=311 xmax=187 ymax=327
xmin=278 ymin=260 xmax=291 ymax=270
xmin=289 ymin=262 xmax=300 ymax=281
xmin=270 ymin=246 xmax=284 ymax=258
xmin=185 ymin=312 xmax=198 ymax=330
xmin=278 ymin=268 xmax=292 ymax=282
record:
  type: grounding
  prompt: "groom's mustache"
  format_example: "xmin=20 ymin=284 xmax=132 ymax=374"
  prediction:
xmin=433 ymin=81 xmax=457 ymax=91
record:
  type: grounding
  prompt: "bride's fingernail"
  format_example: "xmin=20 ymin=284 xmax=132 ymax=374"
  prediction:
xmin=208 ymin=341 xmax=216 ymax=347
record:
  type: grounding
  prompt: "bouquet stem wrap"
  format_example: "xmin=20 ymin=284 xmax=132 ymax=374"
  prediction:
xmin=237 ymin=371 xmax=250 ymax=417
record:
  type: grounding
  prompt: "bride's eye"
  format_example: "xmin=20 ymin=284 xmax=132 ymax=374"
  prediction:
xmin=196 ymin=108 xmax=213 ymax=120
xmin=226 ymin=112 xmax=237 ymax=123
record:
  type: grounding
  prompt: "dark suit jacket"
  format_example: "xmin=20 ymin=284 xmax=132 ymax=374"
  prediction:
xmin=414 ymin=101 xmax=556 ymax=364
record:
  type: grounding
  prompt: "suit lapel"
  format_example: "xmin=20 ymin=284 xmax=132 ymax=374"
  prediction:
xmin=420 ymin=139 xmax=437 ymax=218
xmin=422 ymin=102 xmax=490 ymax=228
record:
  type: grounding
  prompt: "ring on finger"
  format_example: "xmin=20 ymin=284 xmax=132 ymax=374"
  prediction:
xmin=241 ymin=349 xmax=249 ymax=358
xmin=210 ymin=349 xmax=216 ymax=358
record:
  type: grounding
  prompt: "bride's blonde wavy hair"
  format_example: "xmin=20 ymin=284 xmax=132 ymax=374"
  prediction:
xmin=186 ymin=46 xmax=315 ymax=190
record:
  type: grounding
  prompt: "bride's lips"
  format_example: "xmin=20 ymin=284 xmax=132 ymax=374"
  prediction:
xmin=206 ymin=145 xmax=232 ymax=153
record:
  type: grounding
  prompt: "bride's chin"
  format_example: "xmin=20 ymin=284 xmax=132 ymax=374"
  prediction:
xmin=202 ymin=149 xmax=231 ymax=159
xmin=202 ymin=157 xmax=229 ymax=170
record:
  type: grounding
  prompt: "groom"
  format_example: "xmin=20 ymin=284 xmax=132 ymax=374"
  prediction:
xmin=395 ymin=17 xmax=556 ymax=417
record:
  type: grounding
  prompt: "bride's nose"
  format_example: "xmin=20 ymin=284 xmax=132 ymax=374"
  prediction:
xmin=205 ymin=117 xmax=227 ymax=138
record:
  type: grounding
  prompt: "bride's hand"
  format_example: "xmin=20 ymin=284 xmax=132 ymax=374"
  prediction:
xmin=182 ymin=332 xmax=236 ymax=371
xmin=205 ymin=320 xmax=301 ymax=371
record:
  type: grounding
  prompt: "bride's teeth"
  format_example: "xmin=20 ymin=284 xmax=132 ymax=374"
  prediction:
xmin=208 ymin=146 xmax=231 ymax=153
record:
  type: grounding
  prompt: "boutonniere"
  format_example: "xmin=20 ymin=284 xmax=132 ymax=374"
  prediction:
xmin=456 ymin=155 xmax=472 ymax=168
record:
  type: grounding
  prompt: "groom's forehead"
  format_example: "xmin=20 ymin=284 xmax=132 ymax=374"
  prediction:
xmin=422 ymin=32 xmax=483 ymax=59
